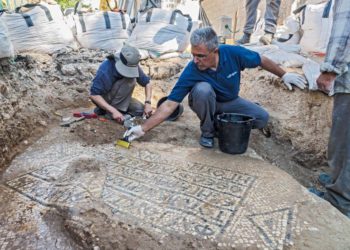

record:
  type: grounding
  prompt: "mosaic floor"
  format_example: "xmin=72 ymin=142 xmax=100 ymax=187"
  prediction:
xmin=1 ymin=127 xmax=350 ymax=249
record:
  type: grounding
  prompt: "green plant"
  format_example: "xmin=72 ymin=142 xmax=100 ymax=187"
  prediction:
xmin=56 ymin=0 xmax=77 ymax=10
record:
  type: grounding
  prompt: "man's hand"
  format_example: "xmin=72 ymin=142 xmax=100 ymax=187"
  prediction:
xmin=282 ymin=72 xmax=307 ymax=90
xmin=317 ymin=72 xmax=336 ymax=94
xmin=123 ymin=125 xmax=145 ymax=142
xmin=143 ymin=103 xmax=153 ymax=118
xmin=112 ymin=110 xmax=125 ymax=124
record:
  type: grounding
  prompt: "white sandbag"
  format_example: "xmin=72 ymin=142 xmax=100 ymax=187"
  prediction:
xmin=149 ymin=51 xmax=179 ymax=59
xmin=250 ymin=12 xmax=264 ymax=44
xmin=271 ymin=40 xmax=301 ymax=54
xmin=63 ymin=9 xmax=77 ymax=35
xmin=1 ymin=3 xmax=76 ymax=53
xmin=301 ymin=59 xmax=334 ymax=95
xmin=138 ymin=49 xmax=150 ymax=60
xmin=127 ymin=8 xmax=192 ymax=55
xmin=263 ymin=49 xmax=307 ymax=68
xmin=0 ymin=18 xmax=14 ymax=58
xmin=73 ymin=11 xmax=130 ymax=51
xmin=299 ymin=1 xmax=333 ymax=54
xmin=302 ymin=59 xmax=320 ymax=90
xmin=246 ymin=45 xmax=307 ymax=68
xmin=275 ymin=15 xmax=302 ymax=45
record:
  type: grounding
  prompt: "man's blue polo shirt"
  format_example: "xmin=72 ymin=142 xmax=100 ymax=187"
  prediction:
xmin=168 ymin=45 xmax=261 ymax=103
xmin=90 ymin=58 xmax=150 ymax=96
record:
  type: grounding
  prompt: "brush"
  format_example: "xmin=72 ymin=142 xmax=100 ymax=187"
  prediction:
xmin=115 ymin=136 xmax=130 ymax=149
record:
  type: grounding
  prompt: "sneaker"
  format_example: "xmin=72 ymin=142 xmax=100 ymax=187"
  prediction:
xmin=259 ymin=32 xmax=274 ymax=45
xmin=259 ymin=127 xmax=271 ymax=138
xmin=199 ymin=136 xmax=214 ymax=148
xmin=308 ymin=187 xmax=325 ymax=198
xmin=318 ymin=173 xmax=332 ymax=187
xmin=236 ymin=33 xmax=251 ymax=45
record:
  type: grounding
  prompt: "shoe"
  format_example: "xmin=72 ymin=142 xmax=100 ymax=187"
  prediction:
xmin=199 ymin=136 xmax=214 ymax=148
xmin=259 ymin=127 xmax=271 ymax=138
xmin=236 ymin=33 xmax=251 ymax=45
xmin=318 ymin=173 xmax=332 ymax=187
xmin=259 ymin=32 xmax=274 ymax=45
xmin=308 ymin=187 xmax=325 ymax=198
xmin=94 ymin=107 xmax=106 ymax=116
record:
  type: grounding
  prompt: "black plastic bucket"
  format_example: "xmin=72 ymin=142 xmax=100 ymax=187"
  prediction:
xmin=157 ymin=96 xmax=184 ymax=121
xmin=216 ymin=113 xmax=255 ymax=154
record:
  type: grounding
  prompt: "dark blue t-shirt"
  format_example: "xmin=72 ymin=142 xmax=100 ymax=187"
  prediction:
xmin=90 ymin=58 xmax=150 ymax=96
xmin=168 ymin=45 xmax=261 ymax=103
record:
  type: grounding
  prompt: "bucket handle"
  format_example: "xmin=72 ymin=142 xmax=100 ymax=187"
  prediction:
xmin=216 ymin=113 xmax=255 ymax=124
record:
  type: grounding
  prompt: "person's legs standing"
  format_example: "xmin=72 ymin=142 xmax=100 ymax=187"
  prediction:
xmin=216 ymin=97 xmax=269 ymax=129
xmin=259 ymin=0 xmax=281 ymax=45
xmin=188 ymin=82 xmax=216 ymax=145
xmin=264 ymin=0 xmax=281 ymax=34
xmin=243 ymin=0 xmax=261 ymax=35
xmin=237 ymin=0 xmax=261 ymax=44
xmin=325 ymin=93 xmax=350 ymax=217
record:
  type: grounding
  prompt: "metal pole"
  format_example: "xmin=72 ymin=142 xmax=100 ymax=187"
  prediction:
xmin=232 ymin=10 xmax=238 ymax=42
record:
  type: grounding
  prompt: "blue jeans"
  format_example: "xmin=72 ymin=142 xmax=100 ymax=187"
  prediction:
xmin=243 ymin=0 xmax=281 ymax=35
xmin=188 ymin=82 xmax=269 ymax=138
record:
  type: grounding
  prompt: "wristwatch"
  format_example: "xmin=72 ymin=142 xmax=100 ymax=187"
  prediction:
xmin=145 ymin=100 xmax=151 ymax=105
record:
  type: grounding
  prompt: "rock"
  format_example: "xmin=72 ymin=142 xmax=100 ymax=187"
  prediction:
xmin=61 ymin=65 xmax=77 ymax=76
xmin=2 ymin=113 xmax=11 ymax=120
xmin=38 ymin=121 xmax=47 ymax=127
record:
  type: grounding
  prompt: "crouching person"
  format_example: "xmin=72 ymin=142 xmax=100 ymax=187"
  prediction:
xmin=124 ymin=27 xmax=306 ymax=147
xmin=90 ymin=45 xmax=153 ymax=123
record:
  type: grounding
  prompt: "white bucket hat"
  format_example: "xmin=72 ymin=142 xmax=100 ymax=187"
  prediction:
xmin=115 ymin=45 xmax=141 ymax=78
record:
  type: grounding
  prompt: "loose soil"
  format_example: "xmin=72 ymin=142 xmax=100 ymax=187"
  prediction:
xmin=0 ymin=48 xmax=336 ymax=248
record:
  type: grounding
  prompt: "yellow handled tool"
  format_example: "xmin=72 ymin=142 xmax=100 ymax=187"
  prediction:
xmin=115 ymin=137 xmax=130 ymax=149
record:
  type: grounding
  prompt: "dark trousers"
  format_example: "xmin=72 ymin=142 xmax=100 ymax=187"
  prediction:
xmin=100 ymin=77 xmax=144 ymax=117
xmin=243 ymin=0 xmax=281 ymax=34
xmin=325 ymin=93 xmax=350 ymax=217
xmin=188 ymin=82 xmax=269 ymax=138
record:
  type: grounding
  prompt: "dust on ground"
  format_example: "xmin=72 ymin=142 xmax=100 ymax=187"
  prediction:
xmin=0 ymin=48 xmax=341 ymax=249
xmin=0 ymin=49 xmax=187 ymax=170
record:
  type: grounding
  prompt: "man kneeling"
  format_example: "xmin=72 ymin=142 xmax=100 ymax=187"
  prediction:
xmin=125 ymin=27 xmax=306 ymax=148
xmin=90 ymin=45 xmax=153 ymax=123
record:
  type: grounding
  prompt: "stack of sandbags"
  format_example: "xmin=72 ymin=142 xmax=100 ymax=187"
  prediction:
xmin=0 ymin=17 xmax=14 ymax=58
xmin=72 ymin=10 xmax=130 ymax=51
xmin=1 ymin=2 xmax=76 ymax=53
xmin=127 ymin=8 xmax=193 ymax=57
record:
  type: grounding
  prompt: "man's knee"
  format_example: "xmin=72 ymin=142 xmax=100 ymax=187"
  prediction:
xmin=254 ymin=109 xmax=269 ymax=129
xmin=128 ymin=98 xmax=144 ymax=117
xmin=191 ymin=82 xmax=215 ymax=99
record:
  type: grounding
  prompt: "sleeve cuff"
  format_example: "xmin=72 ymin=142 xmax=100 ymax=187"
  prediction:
xmin=320 ymin=62 xmax=348 ymax=75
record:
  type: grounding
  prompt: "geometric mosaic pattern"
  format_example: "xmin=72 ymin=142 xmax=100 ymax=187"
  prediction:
xmin=248 ymin=208 xmax=294 ymax=249
xmin=2 ymin=138 xmax=299 ymax=249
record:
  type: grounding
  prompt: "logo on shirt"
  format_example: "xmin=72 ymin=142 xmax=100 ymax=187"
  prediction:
xmin=226 ymin=71 xmax=237 ymax=79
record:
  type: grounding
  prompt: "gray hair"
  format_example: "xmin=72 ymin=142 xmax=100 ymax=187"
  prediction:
xmin=190 ymin=27 xmax=219 ymax=51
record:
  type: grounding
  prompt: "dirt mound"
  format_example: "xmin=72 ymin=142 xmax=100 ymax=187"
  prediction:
xmin=0 ymin=50 xmax=187 ymax=170
xmin=240 ymin=68 xmax=332 ymax=169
